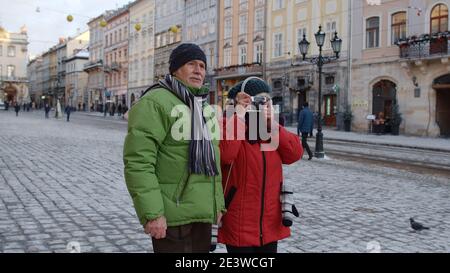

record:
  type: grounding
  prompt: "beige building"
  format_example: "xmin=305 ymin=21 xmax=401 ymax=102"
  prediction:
xmin=65 ymin=50 xmax=89 ymax=109
xmin=85 ymin=14 xmax=106 ymax=112
xmin=184 ymin=0 xmax=219 ymax=104
xmin=128 ymin=0 xmax=155 ymax=107
xmin=154 ymin=0 xmax=184 ymax=81
xmin=216 ymin=0 xmax=266 ymax=107
xmin=27 ymin=55 xmax=42 ymax=107
xmin=351 ymin=0 xmax=450 ymax=137
xmin=104 ymin=5 xmax=130 ymax=107
xmin=265 ymin=0 xmax=350 ymax=126
xmin=0 ymin=26 xmax=29 ymax=105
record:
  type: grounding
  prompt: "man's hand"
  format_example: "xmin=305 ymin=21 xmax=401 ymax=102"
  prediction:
xmin=144 ymin=216 xmax=167 ymax=239
xmin=217 ymin=212 xmax=223 ymax=227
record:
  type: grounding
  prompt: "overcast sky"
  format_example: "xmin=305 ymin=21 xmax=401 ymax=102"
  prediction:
xmin=0 ymin=0 xmax=131 ymax=58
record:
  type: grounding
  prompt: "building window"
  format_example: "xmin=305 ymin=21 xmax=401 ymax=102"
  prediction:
xmin=239 ymin=15 xmax=248 ymax=35
xmin=273 ymin=79 xmax=282 ymax=89
xmin=209 ymin=47 xmax=214 ymax=68
xmin=273 ymin=0 xmax=284 ymax=10
xmin=391 ymin=12 xmax=407 ymax=44
xmin=366 ymin=17 xmax=380 ymax=48
xmin=325 ymin=75 xmax=335 ymax=85
xmin=224 ymin=18 xmax=232 ymax=39
xmin=7 ymin=46 xmax=16 ymax=57
xmin=239 ymin=45 xmax=247 ymax=65
xmin=224 ymin=0 xmax=232 ymax=8
xmin=273 ymin=33 xmax=283 ymax=57
xmin=255 ymin=8 xmax=264 ymax=32
xmin=326 ymin=21 xmax=337 ymax=49
xmin=431 ymin=4 xmax=449 ymax=33
xmin=254 ymin=42 xmax=263 ymax=63
xmin=7 ymin=65 xmax=15 ymax=78
xmin=224 ymin=48 xmax=232 ymax=67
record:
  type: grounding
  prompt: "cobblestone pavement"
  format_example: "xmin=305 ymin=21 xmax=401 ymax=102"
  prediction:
xmin=0 ymin=110 xmax=449 ymax=253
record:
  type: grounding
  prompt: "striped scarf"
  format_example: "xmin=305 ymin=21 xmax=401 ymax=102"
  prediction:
xmin=159 ymin=74 xmax=219 ymax=177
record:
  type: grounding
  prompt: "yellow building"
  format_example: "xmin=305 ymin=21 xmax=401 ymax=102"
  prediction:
xmin=265 ymin=0 xmax=350 ymax=127
xmin=216 ymin=0 xmax=266 ymax=107
xmin=128 ymin=0 xmax=155 ymax=107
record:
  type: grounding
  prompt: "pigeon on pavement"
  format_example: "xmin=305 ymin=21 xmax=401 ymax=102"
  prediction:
xmin=410 ymin=218 xmax=430 ymax=231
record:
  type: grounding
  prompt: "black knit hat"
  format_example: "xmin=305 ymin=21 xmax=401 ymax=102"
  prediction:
xmin=228 ymin=78 xmax=272 ymax=99
xmin=169 ymin=43 xmax=207 ymax=74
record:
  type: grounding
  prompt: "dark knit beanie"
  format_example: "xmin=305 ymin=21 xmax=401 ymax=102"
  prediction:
xmin=169 ymin=43 xmax=207 ymax=74
xmin=228 ymin=78 xmax=272 ymax=99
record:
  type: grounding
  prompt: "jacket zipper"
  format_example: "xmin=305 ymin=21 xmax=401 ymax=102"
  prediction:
xmin=259 ymin=148 xmax=267 ymax=246
xmin=213 ymin=175 xmax=217 ymax=223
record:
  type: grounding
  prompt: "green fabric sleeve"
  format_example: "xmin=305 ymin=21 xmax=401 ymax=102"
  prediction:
xmin=123 ymin=98 xmax=170 ymax=226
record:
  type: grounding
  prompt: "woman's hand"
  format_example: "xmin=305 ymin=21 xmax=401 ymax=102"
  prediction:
xmin=262 ymin=101 xmax=275 ymax=126
xmin=235 ymin=92 xmax=252 ymax=118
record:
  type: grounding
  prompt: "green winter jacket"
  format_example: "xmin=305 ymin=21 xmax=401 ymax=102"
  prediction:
xmin=123 ymin=85 xmax=225 ymax=227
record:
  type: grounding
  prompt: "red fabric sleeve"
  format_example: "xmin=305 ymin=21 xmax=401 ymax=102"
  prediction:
xmin=275 ymin=125 xmax=303 ymax=164
xmin=220 ymin=115 xmax=246 ymax=165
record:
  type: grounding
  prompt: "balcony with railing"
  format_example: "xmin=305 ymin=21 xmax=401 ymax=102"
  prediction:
xmin=0 ymin=76 xmax=29 ymax=83
xmin=397 ymin=32 xmax=450 ymax=60
xmin=103 ymin=65 xmax=112 ymax=73
xmin=83 ymin=60 xmax=103 ymax=72
xmin=214 ymin=62 xmax=263 ymax=78
xmin=111 ymin=62 xmax=121 ymax=71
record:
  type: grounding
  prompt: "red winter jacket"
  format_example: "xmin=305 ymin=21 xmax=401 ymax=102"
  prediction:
xmin=218 ymin=115 xmax=303 ymax=247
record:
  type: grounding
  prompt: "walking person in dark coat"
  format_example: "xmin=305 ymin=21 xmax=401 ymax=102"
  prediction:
xmin=44 ymin=103 xmax=50 ymax=119
xmin=14 ymin=102 xmax=20 ymax=117
xmin=65 ymin=105 xmax=72 ymax=122
xmin=117 ymin=104 xmax=122 ymax=117
xmin=297 ymin=102 xmax=314 ymax=160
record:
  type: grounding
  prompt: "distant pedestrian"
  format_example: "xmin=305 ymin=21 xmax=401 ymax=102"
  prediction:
xmin=27 ymin=102 xmax=31 ymax=112
xmin=122 ymin=105 xmax=128 ymax=119
xmin=111 ymin=103 xmax=116 ymax=116
xmin=104 ymin=103 xmax=108 ymax=117
xmin=297 ymin=102 xmax=314 ymax=160
xmin=23 ymin=103 xmax=26 ymax=111
xmin=65 ymin=105 xmax=72 ymax=122
xmin=14 ymin=103 xmax=20 ymax=117
xmin=78 ymin=103 xmax=81 ymax=112
xmin=44 ymin=103 xmax=50 ymax=119
xmin=82 ymin=102 xmax=86 ymax=112
xmin=118 ymin=104 xmax=122 ymax=117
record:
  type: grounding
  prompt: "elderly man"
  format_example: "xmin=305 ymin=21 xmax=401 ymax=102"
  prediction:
xmin=123 ymin=43 xmax=225 ymax=253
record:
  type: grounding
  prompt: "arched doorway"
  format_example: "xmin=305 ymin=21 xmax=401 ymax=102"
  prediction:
xmin=4 ymin=84 xmax=18 ymax=103
xmin=433 ymin=74 xmax=450 ymax=137
xmin=372 ymin=80 xmax=397 ymax=133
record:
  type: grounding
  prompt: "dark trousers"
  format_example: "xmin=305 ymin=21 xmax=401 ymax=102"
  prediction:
xmin=66 ymin=113 xmax=70 ymax=122
xmin=301 ymin=132 xmax=313 ymax=158
xmin=151 ymin=223 xmax=211 ymax=253
xmin=226 ymin=241 xmax=278 ymax=253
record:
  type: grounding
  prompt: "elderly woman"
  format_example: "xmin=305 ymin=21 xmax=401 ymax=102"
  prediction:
xmin=218 ymin=77 xmax=303 ymax=253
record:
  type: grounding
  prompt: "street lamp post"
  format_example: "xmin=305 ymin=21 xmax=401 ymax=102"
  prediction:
xmin=298 ymin=26 xmax=342 ymax=158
